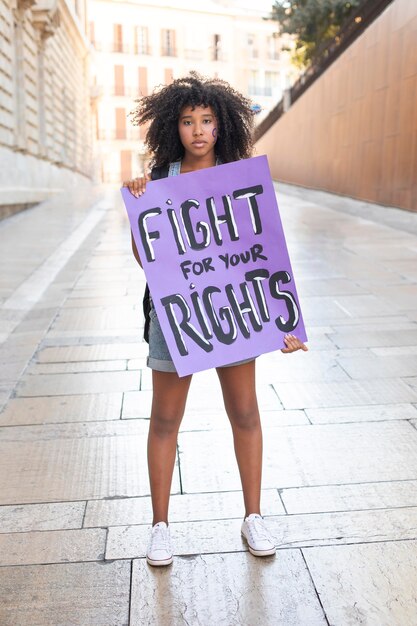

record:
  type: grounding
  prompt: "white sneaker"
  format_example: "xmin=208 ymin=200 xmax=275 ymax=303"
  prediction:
xmin=146 ymin=521 xmax=173 ymax=567
xmin=241 ymin=513 xmax=276 ymax=557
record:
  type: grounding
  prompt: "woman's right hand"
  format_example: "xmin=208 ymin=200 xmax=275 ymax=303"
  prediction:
xmin=122 ymin=174 xmax=150 ymax=198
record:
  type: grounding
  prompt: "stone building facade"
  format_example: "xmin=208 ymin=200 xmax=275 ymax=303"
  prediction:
xmin=0 ymin=0 xmax=94 ymax=216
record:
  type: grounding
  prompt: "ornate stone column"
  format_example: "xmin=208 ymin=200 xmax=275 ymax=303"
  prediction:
xmin=32 ymin=1 xmax=60 ymax=157
xmin=11 ymin=0 xmax=37 ymax=152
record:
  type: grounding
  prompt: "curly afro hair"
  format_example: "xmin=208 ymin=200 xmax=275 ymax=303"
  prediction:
xmin=130 ymin=72 xmax=254 ymax=168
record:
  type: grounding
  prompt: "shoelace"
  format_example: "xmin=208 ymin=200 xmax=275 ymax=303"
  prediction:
xmin=247 ymin=517 xmax=272 ymax=542
xmin=149 ymin=525 xmax=172 ymax=552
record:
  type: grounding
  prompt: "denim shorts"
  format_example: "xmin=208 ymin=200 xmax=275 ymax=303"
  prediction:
xmin=147 ymin=302 xmax=255 ymax=373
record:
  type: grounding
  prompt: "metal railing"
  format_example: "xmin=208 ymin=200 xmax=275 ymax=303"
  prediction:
xmin=184 ymin=49 xmax=204 ymax=61
xmin=97 ymin=129 xmax=142 ymax=141
xmin=109 ymin=86 xmax=141 ymax=98
xmin=249 ymin=86 xmax=273 ymax=97
xmin=92 ymin=42 xmax=151 ymax=55
xmin=254 ymin=0 xmax=395 ymax=142
xmin=161 ymin=47 xmax=177 ymax=57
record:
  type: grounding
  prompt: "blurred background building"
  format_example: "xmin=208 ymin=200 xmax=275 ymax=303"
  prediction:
xmin=1 ymin=0 xmax=415 ymax=215
xmin=88 ymin=0 xmax=293 ymax=183
xmin=1 ymin=0 xmax=93 ymax=218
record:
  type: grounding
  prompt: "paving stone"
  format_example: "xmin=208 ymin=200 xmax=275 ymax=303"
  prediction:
xmin=0 ymin=419 xmax=149 ymax=441
xmin=342 ymin=241 xmax=417 ymax=260
xmin=374 ymin=284 xmax=417 ymax=311
xmin=122 ymin=390 xmax=153 ymax=419
xmin=271 ymin=506 xmax=417 ymax=548
xmin=0 ymin=501 xmax=85 ymax=533
xmin=303 ymin=540 xmax=417 ymax=626
xmin=0 ymin=560 xmax=130 ymax=626
xmin=186 ymin=382 xmax=283 ymax=413
xmin=372 ymin=346 xmax=417 ymax=356
xmin=181 ymin=409 xmax=308 ymax=431
xmin=70 ymin=285 xmax=129 ymax=297
xmin=336 ymin=355 xmax=417 ymax=379
xmin=0 ymin=527 xmax=106 ymax=566
xmin=0 ymin=427 xmax=178 ymax=504
xmin=0 ymin=392 xmax=123 ymax=426
xmin=178 ymin=421 xmax=417 ymax=492
xmin=331 ymin=322 xmax=417 ymax=335
xmin=106 ymin=517 xmax=249 ymax=559
xmin=86 ymin=254 xmax=133 ymax=269
xmin=325 ymin=314 xmax=411 ymax=328
xmin=263 ymin=360 xmax=350 ymax=383
xmin=130 ymin=551 xmax=326 ymax=626
xmin=329 ymin=329 xmax=417 ymax=348
xmin=51 ymin=307 xmax=140 ymax=331
xmin=15 ymin=370 xmax=140 ymax=397
xmin=305 ymin=403 xmax=417 ymax=424
xmin=122 ymin=383 xmax=283 ymax=419
xmin=85 ymin=489 xmax=284 ymax=527
xmin=274 ymin=378 xmax=417 ymax=409
xmin=46 ymin=327 xmax=141 ymax=339
xmin=75 ymin=270 xmax=138 ymax=286
xmin=37 ymin=342 xmax=147 ymax=362
xmin=63 ymin=295 xmax=138 ymax=308
xmin=296 ymin=278 xmax=367 ymax=296
xmin=281 ymin=480 xmax=417 ymax=514
xmin=387 ymin=260 xmax=417 ymax=281
xmin=27 ymin=359 xmax=127 ymax=375
xmin=127 ymin=358 xmax=146 ymax=370
xmin=106 ymin=506 xmax=417 ymax=560
xmin=308 ymin=295 xmax=398 ymax=320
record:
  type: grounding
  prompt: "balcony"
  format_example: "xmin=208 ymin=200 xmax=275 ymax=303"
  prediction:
xmin=161 ymin=47 xmax=177 ymax=57
xmin=210 ymin=51 xmax=227 ymax=62
xmin=248 ymin=86 xmax=273 ymax=97
xmin=97 ymin=129 xmax=143 ymax=141
xmin=184 ymin=49 xmax=204 ymax=61
xmin=109 ymin=86 xmax=142 ymax=98
xmin=92 ymin=42 xmax=151 ymax=55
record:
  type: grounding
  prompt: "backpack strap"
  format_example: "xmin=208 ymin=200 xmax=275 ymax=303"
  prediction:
xmin=150 ymin=164 xmax=169 ymax=181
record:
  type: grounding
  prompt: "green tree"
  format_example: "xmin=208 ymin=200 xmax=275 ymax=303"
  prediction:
xmin=271 ymin=0 xmax=361 ymax=68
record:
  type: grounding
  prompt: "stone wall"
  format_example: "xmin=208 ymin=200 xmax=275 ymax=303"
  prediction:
xmin=0 ymin=0 xmax=93 ymax=215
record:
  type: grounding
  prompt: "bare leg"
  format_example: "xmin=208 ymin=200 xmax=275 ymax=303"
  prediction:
xmin=216 ymin=360 xmax=262 ymax=517
xmin=147 ymin=370 xmax=192 ymax=525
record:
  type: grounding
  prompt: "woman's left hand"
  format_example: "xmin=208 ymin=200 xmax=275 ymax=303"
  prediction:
xmin=281 ymin=334 xmax=309 ymax=353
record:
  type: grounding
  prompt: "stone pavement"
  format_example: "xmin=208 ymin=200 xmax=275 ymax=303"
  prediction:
xmin=0 ymin=183 xmax=417 ymax=626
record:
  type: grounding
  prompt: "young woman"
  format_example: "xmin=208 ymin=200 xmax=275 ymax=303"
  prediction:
xmin=123 ymin=73 xmax=307 ymax=567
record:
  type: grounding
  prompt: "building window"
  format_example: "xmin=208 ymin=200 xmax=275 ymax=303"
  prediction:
xmin=248 ymin=70 xmax=260 ymax=96
xmin=114 ymin=24 xmax=123 ymax=53
xmin=89 ymin=21 xmax=95 ymax=45
xmin=115 ymin=108 xmax=126 ymax=139
xmin=213 ymin=34 xmax=221 ymax=61
xmin=161 ymin=29 xmax=176 ymax=56
xmin=138 ymin=67 xmax=148 ymax=96
xmin=114 ymin=65 xmax=124 ymax=96
xmin=120 ymin=150 xmax=132 ymax=181
xmin=164 ymin=68 xmax=173 ymax=85
xmin=265 ymin=71 xmax=279 ymax=96
xmin=135 ymin=26 xmax=149 ymax=55
xmin=247 ymin=33 xmax=258 ymax=59
xmin=267 ymin=35 xmax=280 ymax=60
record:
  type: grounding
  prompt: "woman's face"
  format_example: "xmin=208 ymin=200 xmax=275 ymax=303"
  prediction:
xmin=178 ymin=105 xmax=218 ymax=160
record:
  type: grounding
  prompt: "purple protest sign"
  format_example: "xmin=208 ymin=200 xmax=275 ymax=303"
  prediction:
xmin=122 ymin=155 xmax=307 ymax=377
